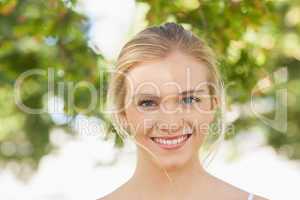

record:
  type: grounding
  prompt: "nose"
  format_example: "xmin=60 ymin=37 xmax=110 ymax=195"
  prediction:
xmin=155 ymin=113 xmax=184 ymax=135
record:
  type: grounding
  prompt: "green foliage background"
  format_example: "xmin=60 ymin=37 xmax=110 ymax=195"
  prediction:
xmin=0 ymin=0 xmax=299 ymax=178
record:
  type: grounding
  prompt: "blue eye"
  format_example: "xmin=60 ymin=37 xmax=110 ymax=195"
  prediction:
xmin=138 ymin=100 xmax=157 ymax=108
xmin=181 ymin=96 xmax=201 ymax=105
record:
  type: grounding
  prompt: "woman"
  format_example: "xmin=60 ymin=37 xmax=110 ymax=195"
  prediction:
xmin=99 ymin=22 xmax=268 ymax=200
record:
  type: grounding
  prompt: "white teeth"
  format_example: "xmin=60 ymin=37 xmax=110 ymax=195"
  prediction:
xmin=152 ymin=135 xmax=189 ymax=145
xmin=183 ymin=127 xmax=193 ymax=135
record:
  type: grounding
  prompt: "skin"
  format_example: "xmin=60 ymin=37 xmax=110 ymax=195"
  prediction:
xmin=99 ymin=50 xmax=268 ymax=200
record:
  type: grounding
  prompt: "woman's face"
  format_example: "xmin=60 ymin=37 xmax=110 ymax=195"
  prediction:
xmin=120 ymin=50 xmax=218 ymax=171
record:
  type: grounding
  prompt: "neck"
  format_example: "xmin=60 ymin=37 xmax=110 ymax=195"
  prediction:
xmin=130 ymin=150 xmax=210 ymax=199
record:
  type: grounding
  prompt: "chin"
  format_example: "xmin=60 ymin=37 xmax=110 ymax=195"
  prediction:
xmin=156 ymin=153 xmax=193 ymax=172
xmin=137 ymin=132 xmax=204 ymax=171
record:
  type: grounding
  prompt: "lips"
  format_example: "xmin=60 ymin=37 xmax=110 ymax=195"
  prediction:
xmin=149 ymin=127 xmax=193 ymax=150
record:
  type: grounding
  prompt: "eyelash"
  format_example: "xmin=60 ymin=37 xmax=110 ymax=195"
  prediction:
xmin=138 ymin=99 xmax=158 ymax=108
xmin=137 ymin=96 xmax=201 ymax=108
xmin=181 ymin=96 xmax=202 ymax=105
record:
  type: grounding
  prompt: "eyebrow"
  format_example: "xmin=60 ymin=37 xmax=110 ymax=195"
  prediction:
xmin=134 ymin=89 xmax=207 ymax=98
xmin=179 ymin=89 xmax=206 ymax=95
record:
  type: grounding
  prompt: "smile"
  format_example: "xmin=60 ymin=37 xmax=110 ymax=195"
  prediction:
xmin=149 ymin=132 xmax=193 ymax=150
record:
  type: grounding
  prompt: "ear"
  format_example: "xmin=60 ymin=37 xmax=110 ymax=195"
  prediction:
xmin=208 ymin=96 xmax=220 ymax=124
xmin=211 ymin=94 xmax=220 ymax=110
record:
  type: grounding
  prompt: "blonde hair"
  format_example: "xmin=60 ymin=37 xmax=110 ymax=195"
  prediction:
xmin=105 ymin=22 xmax=226 ymax=168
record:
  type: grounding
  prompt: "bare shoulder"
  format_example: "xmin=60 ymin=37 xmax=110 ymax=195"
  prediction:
xmin=97 ymin=181 xmax=132 ymax=200
xmin=97 ymin=191 xmax=119 ymax=200
xmin=253 ymin=194 xmax=269 ymax=200
xmin=96 ymin=187 xmax=125 ymax=200
xmin=206 ymin=173 xmax=269 ymax=200
xmin=96 ymin=190 xmax=119 ymax=200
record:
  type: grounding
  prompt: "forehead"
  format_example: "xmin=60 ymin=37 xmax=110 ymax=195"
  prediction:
xmin=125 ymin=51 xmax=210 ymax=97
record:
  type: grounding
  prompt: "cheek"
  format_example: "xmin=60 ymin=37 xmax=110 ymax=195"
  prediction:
xmin=125 ymin=107 xmax=154 ymax=138
xmin=187 ymin=112 xmax=215 ymax=136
